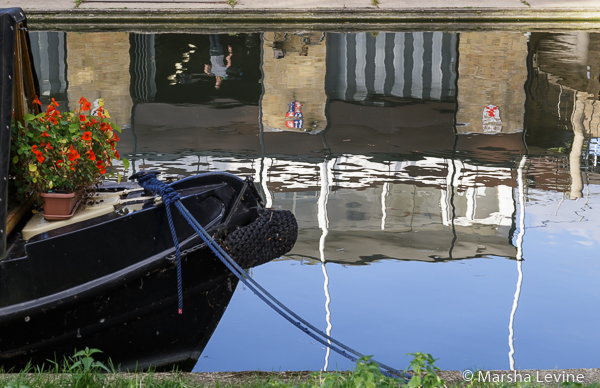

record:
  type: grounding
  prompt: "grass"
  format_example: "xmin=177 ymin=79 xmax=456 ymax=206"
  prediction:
xmin=227 ymin=0 xmax=237 ymax=8
xmin=2 ymin=350 xmax=600 ymax=388
xmin=371 ymin=0 xmax=379 ymax=8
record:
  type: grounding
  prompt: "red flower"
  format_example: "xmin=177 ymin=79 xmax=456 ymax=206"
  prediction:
xmin=40 ymin=131 xmax=50 ymax=137
xmin=82 ymin=131 xmax=92 ymax=141
xmin=33 ymin=96 xmax=42 ymax=105
xmin=51 ymin=98 xmax=59 ymax=107
xmin=32 ymin=146 xmax=44 ymax=163
xmin=40 ymin=140 xmax=52 ymax=150
xmin=96 ymin=160 xmax=106 ymax=174
xmin=49 ymin=117 xmax=58 ymax=125
xmin=114 ymin=150 xmax=120 ymax=160
xmin=79 ymin=115 xmax=86 ymax=122
xmin=88 ymin=150 xmax=96 ymax=161
xmin=81 ymin=101 xmax=92 ymax=112
xmin=56 ymin=159 xmax=63 ymax=168
xmin=68 ymin=146 xmax=80 ymax=161
xmin=79 ymin=97 xmax=89 ymax=105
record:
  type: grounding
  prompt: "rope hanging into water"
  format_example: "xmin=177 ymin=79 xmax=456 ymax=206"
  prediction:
xmin=135 ymin=172 xmax=410 ymax=380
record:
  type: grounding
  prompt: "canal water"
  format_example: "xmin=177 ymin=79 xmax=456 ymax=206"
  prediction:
xmin=29 ymin=30 xmax=600 ymax=372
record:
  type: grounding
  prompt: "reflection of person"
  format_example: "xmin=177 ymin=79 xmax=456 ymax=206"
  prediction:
xmin=204 ymin=35 xmax=232 ymax=90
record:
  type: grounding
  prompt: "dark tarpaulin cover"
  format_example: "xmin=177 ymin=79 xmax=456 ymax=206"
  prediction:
xmin=0 ymin=8 xmax=37 ymax=258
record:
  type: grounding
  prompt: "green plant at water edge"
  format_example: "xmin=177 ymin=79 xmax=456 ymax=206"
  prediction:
xmin=351 ymin=356 xmax=399 ymax=388
xmin=227 ymin=0 xmax=237 ymax=8
xmin=74 ymin=0 xmax=84 ymax=7
xmin=405 ymin=352 xmax=446 ymax=388
xmin=520 ymin=0 xmax=531 ymax=6
xmin=371 ymin=0 xmax=379 ymax=8
xmin=64 ymin=347 xmax=110 ymax=388
xmin=2 ymin=379 xmax=29 ymax=388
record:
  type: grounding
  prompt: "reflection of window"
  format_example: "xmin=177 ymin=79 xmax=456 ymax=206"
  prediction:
xmin=346 ymin=210 xmax=367 ymax=221
xmin=166 ymin=43 xmax=196 ymax=85
xmin=29 ymin=32 xmax=67 ymax=98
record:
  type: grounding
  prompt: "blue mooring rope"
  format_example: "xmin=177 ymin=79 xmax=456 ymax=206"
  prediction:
xmin=137 ymin=174 xmax=184 ymax=314
xmin=136 ymin=173 xmax=411 ymax=380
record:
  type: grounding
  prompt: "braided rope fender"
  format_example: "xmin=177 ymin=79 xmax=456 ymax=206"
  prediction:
xmin=221 ymin=209 xmax=298 ymax=268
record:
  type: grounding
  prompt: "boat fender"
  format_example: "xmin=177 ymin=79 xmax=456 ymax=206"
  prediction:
xmin=221 ymin=208 xmax=298 ymax=268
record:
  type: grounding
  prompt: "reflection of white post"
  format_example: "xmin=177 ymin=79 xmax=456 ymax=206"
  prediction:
xmin=570 ymin=92 xmax=586 ymax=200
xmin=318 ymin=159 xmax=335 ymax=371
xmin=440 ymin=159 xmax=460 ymax=226
xmin=381 ymin=182 xmax=389 ymax=231
xmin=466 ymin=187 xmax=476 ymax=221
xmin=508 ymin=155 xmax=527 ymax=371
xmin=260 ymin=157 xmax=273 ymax=208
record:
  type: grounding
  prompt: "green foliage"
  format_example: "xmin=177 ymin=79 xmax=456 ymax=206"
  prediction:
xmin=65 ymin=347 xmax=111 ymax=388
xmin=10 ymin=97 xmax=126 ymax=203
xmin=405 ymin=352 xmax=445 ymax=388
xmin=2 ymin=379 xmax=29 ymax=388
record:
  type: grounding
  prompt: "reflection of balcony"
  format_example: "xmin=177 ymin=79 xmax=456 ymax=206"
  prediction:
xmin=325 ymin=32 xmax=458 ymax=103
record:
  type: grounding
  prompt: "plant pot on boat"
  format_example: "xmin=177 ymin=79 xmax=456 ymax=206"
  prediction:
xmin=10 ymin=97 xmax=123 ymax=220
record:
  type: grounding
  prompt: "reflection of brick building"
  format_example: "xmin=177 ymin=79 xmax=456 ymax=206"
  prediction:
xmin=260 ymin=32 xmax=327 ymax=133
xmin=66 ymin=32 xmax=132 ymax=129
xmin=456 ymin=32 xmax=527 ymax=134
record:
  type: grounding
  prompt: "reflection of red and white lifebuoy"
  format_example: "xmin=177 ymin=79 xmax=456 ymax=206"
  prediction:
xmin=482 ymin=104 xmax=501 ymax=133
xmin=285 ymin=101 xmax=304 ymax=129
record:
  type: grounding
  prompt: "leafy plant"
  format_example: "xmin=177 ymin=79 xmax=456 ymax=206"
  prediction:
xmin=10 ymin=97 xmax=125 ymax=203
xmin=405 ymin=352 xmax=446 ymax=388
xmin=65 ymin=347 xmax=111 ymax=388
xmin=348 ymin=356 xmax=394 ymax=388
xmin=2 ymin=379 xmax=30 ymax=388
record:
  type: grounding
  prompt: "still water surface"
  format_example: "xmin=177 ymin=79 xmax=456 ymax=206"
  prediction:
xmin=30 ymin=30 xmax=600 ymax=372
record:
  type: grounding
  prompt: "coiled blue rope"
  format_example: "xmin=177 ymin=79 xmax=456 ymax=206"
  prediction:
xmin=137 ymin=174 xmax=184 ymax=314
xmin=136 ymin=173 xmax=410 ymax=380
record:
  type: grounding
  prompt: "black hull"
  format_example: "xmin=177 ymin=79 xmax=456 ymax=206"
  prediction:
xmin=0 ymin=172 xmax=265 ymax=371
xmin=1 ymin=249 xmax=239 ymax=372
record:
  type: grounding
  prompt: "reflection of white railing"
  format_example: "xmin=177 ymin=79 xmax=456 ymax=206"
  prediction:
xmin=508 ymin=155 xmax=527 ymax=371
xmin=318 ymin=159 xmax=336 ymax=371
xmin=381 ymin=182 xmax=389 ymax=231
xmin=134 ymin=153 xmax=518 ymax=234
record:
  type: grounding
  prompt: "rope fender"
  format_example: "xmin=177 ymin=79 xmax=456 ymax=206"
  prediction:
xmin=222 ymin=208 xmax=298 ymax=269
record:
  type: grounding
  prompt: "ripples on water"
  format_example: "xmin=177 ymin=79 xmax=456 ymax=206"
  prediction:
xmin=30 ymin=30 xmax=600 ymax=371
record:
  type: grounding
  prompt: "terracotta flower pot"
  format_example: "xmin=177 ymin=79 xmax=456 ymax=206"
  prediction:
xmin=40 ymin=192 xmax=81 ymax=220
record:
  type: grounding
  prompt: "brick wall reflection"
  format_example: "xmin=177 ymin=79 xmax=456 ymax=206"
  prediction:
xmin=261 ymin=32 xmax=327 ymax=133
xmin=66 ymin=32 xmax=132 ymax=129
xmin=456 ymin=32 xmax=527 ymax=134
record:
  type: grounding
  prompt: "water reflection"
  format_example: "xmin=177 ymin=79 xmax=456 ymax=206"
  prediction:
xmin=28 ymin=30 xmax=600 ymax=371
